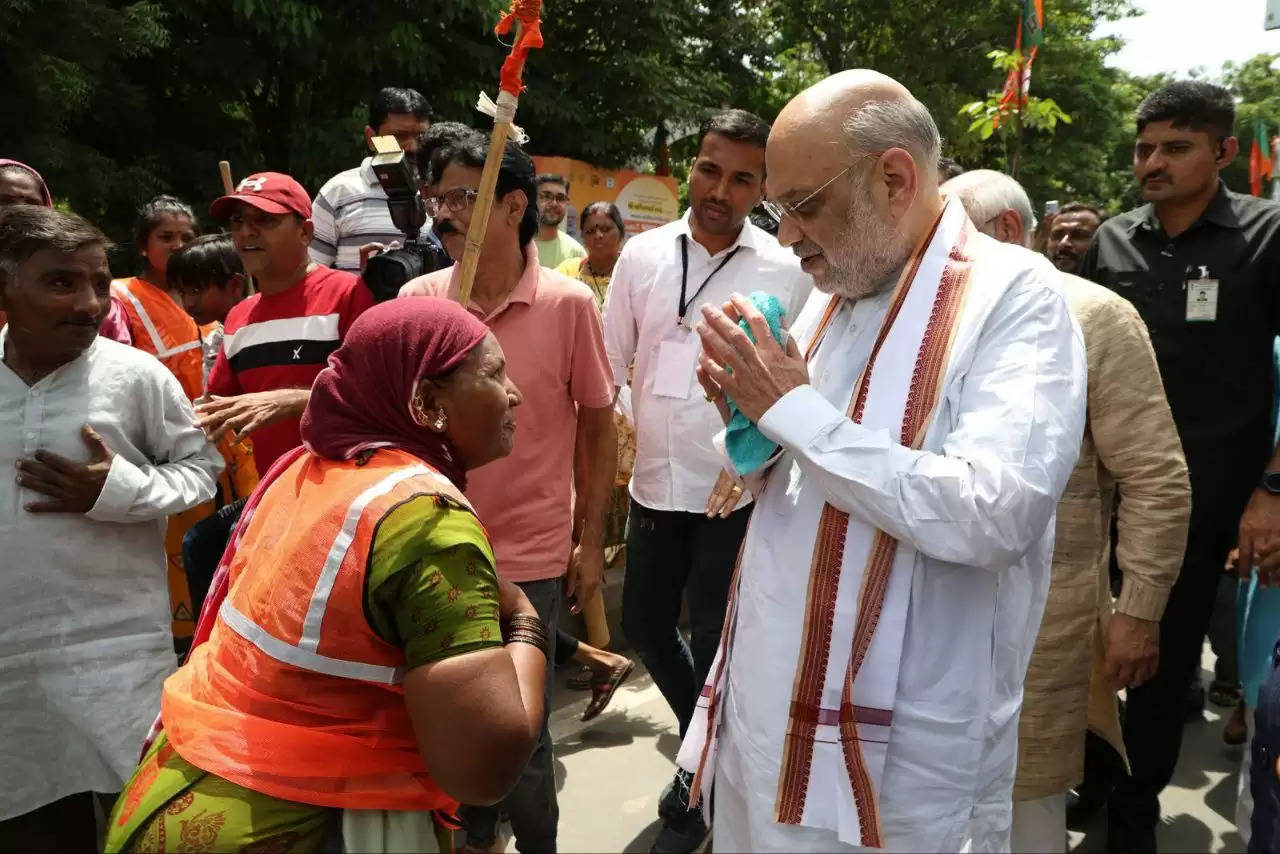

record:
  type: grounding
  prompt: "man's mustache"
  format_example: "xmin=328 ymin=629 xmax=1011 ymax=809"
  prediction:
xmin=435 ymin=220 xmax=459 ymax=236
xmin=1142 ymin=171 xmax=1172 ymax=184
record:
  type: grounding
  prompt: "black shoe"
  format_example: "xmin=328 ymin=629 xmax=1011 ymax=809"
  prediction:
xmin=1105 ymin=823 xmax=1157 ymax=854
xmin=1066 ymin=785 xmax=1106 ymax=831
xmin=1186 ymin=680 xmax=1206 ymax=722
xmin=650 ymin=804 xmax=709 ymax=854
xmin=658 ymin=769 xmax=692 ymax=822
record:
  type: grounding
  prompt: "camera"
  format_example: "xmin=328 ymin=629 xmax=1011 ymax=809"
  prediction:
xmin=363 ymin=139 xmax=452 ymax=301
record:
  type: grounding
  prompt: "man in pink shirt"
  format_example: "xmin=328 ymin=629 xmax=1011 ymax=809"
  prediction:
xmin=401 ymin=137 xmax=616 ymax=854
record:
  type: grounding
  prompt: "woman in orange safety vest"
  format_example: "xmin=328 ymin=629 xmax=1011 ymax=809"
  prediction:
xmin=107 ymin=298 xmax=546 ymax=852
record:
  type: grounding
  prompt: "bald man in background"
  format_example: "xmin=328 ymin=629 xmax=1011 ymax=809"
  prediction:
xmin=677 ymin=72 xmax=1087 ymax=852
xmin=945 ymin=170 xmax=1189 ymax=852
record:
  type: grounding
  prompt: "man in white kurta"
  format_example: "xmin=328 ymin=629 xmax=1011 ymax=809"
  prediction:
xmin=0 ymin=205 xmax=221 ymax=844
xmin=681 ymin=72 xmax=1088 ymax=852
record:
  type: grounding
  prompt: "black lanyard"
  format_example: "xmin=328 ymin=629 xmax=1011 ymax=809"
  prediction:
xmin=678 ymin=235 xmax=740 ymax=325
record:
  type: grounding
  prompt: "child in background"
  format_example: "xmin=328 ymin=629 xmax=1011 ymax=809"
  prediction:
xmin=168 ymin=234 xmax=248 ymax=393
xmin=167 ymin=235 xmax=257 ymax=620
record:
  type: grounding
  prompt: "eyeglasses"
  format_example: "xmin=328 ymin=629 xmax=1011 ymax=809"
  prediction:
xmin=537 ymin=191 xmax=569 ymax=204
xmin=761 ymin=153 xmax=881 ymax=223
xmin=424 ymin=187 xmax=480 ymax=218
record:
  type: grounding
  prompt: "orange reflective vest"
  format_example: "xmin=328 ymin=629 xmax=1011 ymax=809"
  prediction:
xmin=111 ymin=277 xmax=259 ymax=642
xmin=163 ymin=449 xmax=471 ymax=812
xmin=111 ymin=276 xmax=205 ymax=400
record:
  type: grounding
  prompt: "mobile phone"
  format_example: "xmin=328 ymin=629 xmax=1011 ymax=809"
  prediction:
xmin=1044 ymin=200 xmax=1060 ymax=216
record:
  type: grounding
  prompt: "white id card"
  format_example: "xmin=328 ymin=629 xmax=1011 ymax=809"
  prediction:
xmin=653 ymin=332 xmax=701 ymax=399
xmin=1185 ymin=278 xmax=1218 ymax=322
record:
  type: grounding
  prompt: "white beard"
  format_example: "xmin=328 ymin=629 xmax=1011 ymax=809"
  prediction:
xmin=820 ymin=179 xmax=911 ymax=300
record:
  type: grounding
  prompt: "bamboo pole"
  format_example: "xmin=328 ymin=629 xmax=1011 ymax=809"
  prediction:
xmin=456 ymin=22 xmax=529 ymax=307
xmin=217 ymin=161 xmax=234 ymax=196
xmin=582 ymin=589 xmax=610 ymax=649
xmin=217 ymin=160 xmax=256 ymax=295
xmin=455 ymin=121 xmax=515 ymax=307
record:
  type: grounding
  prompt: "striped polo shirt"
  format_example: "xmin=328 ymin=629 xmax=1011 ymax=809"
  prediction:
xmin=206 ymin=267 xmax=375 ymax=471
xmin=310 ymin=159 xmax=421 ymax=273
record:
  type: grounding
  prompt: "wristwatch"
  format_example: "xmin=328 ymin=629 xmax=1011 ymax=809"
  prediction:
xmin=1261 ymin=471 xmax=1280 ymax=494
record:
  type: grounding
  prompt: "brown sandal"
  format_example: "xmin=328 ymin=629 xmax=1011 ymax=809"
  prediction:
xmin=565 ymin=663 xmax=594 ymax=691
xmin=582 ymin=659 xmax=635 ymax=722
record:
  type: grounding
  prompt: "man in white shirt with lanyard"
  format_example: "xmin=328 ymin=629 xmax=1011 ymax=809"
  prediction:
xmin=678 ymin=71 xmax=1087 ymax=852
xmin=602 ymin=108 xmax=811 ymax=854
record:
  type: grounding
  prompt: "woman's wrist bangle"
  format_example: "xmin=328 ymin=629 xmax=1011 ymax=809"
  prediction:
xmin=503 ymin=614 xmax=548 ymax=651
xmin=506 ymin=631 xmax=548 ymax=652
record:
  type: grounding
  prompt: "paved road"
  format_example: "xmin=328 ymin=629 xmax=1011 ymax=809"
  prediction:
xmin=1072 ymin=646 xmax=1249 ymax=853
xmin=508 ymin=649 xmax=1248 ymax=853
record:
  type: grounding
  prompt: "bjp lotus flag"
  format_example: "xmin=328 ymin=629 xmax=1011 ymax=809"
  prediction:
xmin=996 ymin=0 xmax=1046 ymax=122
xmin=1251 ymin=115 xmax=1273 ymax=196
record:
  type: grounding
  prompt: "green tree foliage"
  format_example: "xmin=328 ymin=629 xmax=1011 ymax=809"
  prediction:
xmin=1 ymin=0 xmax=170 ymax=231
xmin=1222 ymin=53 xmax=1280 ymax=195
xmin=959 ymin=48 xmax=1072 ymax=179
xmin=4 ymin=0 xmax=1251 ymax=252
xmin=755 ymin=0 xmax=1143 ymax=213
xmin=2 ymin=0 xmax=768 ymax=253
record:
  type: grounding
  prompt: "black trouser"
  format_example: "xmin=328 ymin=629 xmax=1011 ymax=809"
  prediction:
xmin=0 ymin=792 xmax=112 ymax=852
xmin=1210 ymin=572 xmax=1240 ymax=687
xmin=555 ymin=628 xmax=579 ymax=668
xmin=1106 ymin=520 xmax=1238 ymax=853
xmin=621 ymin=502 xmax=751 ymax=739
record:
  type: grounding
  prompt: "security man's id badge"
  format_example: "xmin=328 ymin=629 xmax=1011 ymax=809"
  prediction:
xmin=1185 ymin=277 xmax=1219 ymax=322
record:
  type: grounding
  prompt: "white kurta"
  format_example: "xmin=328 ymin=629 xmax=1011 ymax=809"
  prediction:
xmin=0 ymin=334 xmax=222 ymax=820
xmin=602 ymin=212 xmax=813 ymax=513
xmin=691 ymin=236 xmax=1087 ymax=852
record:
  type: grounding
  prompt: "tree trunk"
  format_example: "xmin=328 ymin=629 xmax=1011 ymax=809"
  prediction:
xmin=653 ymin=119 xmax=670 ymax=176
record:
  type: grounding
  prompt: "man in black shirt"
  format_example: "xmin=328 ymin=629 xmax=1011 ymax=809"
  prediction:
xmin=1080 ymin=80 xmax=1280 ymax=853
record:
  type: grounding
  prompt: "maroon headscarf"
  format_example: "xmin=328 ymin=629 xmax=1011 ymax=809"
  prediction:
xmin=0 ymin=159 xmax=52 ymax=206
xmin=136 ymin=298 xmax=489 ymax=754
xmin=300 ymin=297 xmax=489 ymax=489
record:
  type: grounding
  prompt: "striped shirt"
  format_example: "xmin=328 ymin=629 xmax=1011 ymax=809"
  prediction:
xmin=310 ymin=159 xmax=421 ymax=273
xmin=207 ymin=267 xmax=375 ymax=471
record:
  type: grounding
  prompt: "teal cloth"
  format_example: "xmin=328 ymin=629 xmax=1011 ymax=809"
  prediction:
xmin=725 ymin=292 xmax=786 ymax=475
xmin=1237 ymin=336 xmax=1280 ymax=708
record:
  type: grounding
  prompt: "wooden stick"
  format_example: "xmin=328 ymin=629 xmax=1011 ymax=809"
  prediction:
xmin=456 ymin=122 xmax=514 ymax=306
xmin=217 ymin=160 xmax=256 ymax=295
xmin=582 ymin=589 xmax=610 ymax=649
xmin=456 ymin=20 xmax=529 ymax=307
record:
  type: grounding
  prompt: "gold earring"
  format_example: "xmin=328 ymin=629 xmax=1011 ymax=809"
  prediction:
xmin=410 ymin=395 xmax=431 ymax=427
xmin=434 ymin=411 xmax=447 ymax=431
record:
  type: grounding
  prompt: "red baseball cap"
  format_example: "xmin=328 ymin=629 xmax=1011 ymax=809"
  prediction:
xmin=210 ymin=172 xmax=312 ymax=220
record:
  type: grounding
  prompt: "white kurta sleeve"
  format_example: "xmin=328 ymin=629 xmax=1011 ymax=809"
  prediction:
xmin=602 ymin=245 xmax=640 ymax=388
xmin=87 ymin=369 xmax=223 ymax=523
xmin=757 ymin=280 xmax=1087 ymax=570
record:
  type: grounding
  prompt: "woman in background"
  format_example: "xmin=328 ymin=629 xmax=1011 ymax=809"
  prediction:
xmin=556 ymin=201 xmax=625 ymax=309
xmin=554 ymin=202 xmax=636 ymax=721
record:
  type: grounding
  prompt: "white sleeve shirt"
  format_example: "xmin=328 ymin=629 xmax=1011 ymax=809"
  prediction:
xmin=602 ymin=212 xmax=812 ymax=513
xmin=0 ymin=334 xmax=222 ymax=819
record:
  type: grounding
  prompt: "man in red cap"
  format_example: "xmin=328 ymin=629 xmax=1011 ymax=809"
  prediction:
xmin=197 ymin=172 xmax=374 ymax=473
